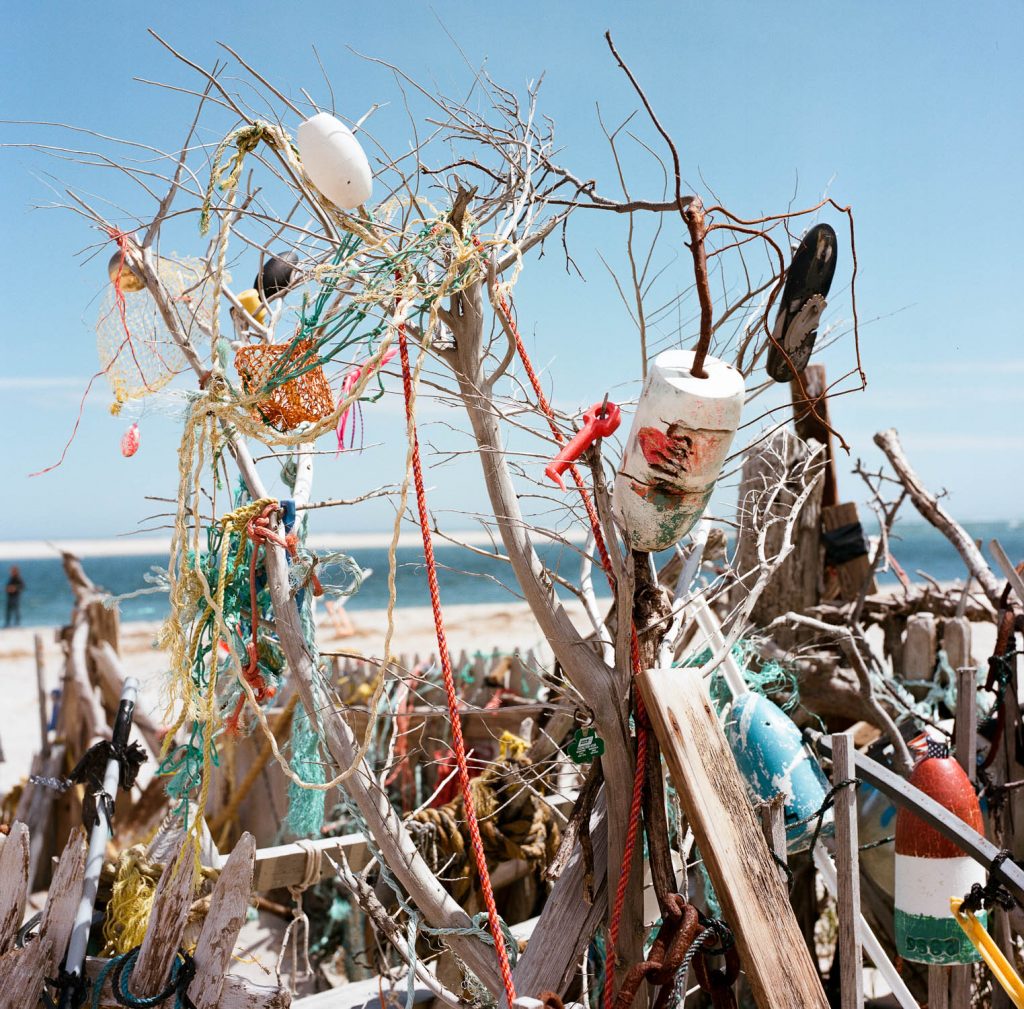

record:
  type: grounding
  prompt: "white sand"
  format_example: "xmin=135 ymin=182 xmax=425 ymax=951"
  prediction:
xmin=0 ymin=599 xmax=587 ymax=793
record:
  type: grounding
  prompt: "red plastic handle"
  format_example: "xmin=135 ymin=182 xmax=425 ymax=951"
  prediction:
xmin=545 ymin=400 xmax=622 ymax=490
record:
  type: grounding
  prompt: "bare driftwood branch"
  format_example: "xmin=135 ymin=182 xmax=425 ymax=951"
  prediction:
xmin=874 ymin=428 xmax=1002 ymax=608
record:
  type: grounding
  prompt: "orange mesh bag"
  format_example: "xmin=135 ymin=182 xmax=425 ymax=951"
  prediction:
xmin=234 ymin=339 xmax=335 ymax=431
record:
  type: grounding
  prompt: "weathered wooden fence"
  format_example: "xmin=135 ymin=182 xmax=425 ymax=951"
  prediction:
xmin=0 ymin=823 xmax=290 ymax=1009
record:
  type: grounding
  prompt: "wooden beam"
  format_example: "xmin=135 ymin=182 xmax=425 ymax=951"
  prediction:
xmin=637 ymin=667 xmax=829 ymax=1009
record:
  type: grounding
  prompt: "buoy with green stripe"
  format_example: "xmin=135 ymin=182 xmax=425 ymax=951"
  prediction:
xmin=895 ymin=734 xmax=986 ymax=964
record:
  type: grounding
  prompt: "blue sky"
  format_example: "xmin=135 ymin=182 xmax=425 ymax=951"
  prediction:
xmin=2 ymin=2 xmax=1022 ymax=541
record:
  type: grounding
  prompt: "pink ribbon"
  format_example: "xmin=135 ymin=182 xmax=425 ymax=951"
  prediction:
xmin=336 ymin=348 xmax=397 ymax=451
xmin=121 ymin=422 xmax=140 ymax=458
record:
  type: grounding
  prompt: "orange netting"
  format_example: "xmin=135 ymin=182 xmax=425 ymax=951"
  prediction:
xmin=234 ymin=339 xmax=335 ymax=431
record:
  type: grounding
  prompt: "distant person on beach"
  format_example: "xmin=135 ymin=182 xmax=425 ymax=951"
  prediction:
xmin=5 ymin=567 xmax=25 ymax=628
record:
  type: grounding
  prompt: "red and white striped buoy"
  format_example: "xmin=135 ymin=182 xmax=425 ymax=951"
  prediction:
xmin=895 ymin=735 xmax=985 ymax=964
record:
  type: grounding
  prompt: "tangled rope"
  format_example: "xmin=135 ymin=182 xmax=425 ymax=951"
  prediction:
xmin=277 ymin=839 xmax=321 ymax=991
xmin=408 ymin=747 xmax=561 ymax=903
xmin=91 ymin=946 xmax=197 ymax=1009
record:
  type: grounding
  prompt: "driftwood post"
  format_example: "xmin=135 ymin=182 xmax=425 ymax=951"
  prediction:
xmin=34 ymin=633 xmax=49 ymax=756
xmin=831 ymin=732 xmax=863 ymax=1009
xmin=732 ymin=429 xmax=823 ymax=647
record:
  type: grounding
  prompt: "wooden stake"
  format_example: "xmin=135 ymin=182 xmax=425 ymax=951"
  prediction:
xmin=758 ymin=793 xmax=788 ymax=887
xmin=33 ymin=634 xmax=49 ymax=757
xmin=132 ymin=845 xmax=197 ymax=995
xmin=927 ymin=964 xmax=949 ymax=1009
xmin=831 ymin=732 xmax=863 ymax=1009
xmin=637 ymin=667 xmax=829 ymax=1009
xmin=188 ymin=833 xmax=256 ymax=1009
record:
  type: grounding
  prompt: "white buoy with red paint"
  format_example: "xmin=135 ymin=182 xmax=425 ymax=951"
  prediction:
xmin=613 ymin=348 xmax=744 ymax=552
xmin=895 ymin=734 xmax=986 ymax=964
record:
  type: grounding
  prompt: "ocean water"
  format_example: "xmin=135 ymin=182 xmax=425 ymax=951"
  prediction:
xmin=1 ymin=521 xmax=1021 ymax=629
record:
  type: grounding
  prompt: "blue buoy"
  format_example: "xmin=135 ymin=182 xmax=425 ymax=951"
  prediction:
xmin=725 ymin=691 xmax=832 ymax=851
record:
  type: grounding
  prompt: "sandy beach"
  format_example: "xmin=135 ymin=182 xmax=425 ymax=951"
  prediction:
xmin=0 ymin=598 xmax=587 ymax=794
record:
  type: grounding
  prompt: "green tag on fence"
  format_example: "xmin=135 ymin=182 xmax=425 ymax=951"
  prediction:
xmin=567 ymin=728 xmax=605 ymax=764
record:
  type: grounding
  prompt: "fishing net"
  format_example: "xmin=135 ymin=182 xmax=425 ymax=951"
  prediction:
xmin=235 ymin=339 xmax=335 ymax=431
xmin=97 ymin=257 xmax=217 ymax=412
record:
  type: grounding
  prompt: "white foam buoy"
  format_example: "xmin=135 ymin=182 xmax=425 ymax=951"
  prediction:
xmin=296 ymin=112 xmax=373 ymax=210
xmin=613 ymin=349 xmax=744 ymax=552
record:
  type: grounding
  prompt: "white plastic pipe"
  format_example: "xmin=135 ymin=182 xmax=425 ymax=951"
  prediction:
xmin=62 ymin=678 xmax=140 ymax=1001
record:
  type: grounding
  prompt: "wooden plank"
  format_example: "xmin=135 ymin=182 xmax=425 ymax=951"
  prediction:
xmin=254 ymin=792 xmax=576 ymax=892
xmin=513 ymin=797 xmax=608 ymax=997
xmin=903 ymin=613 xmax=937 ymax=681
xmin=3 ymin=829 xmax=88 ymax=1007
xmin=15 ymin=746 xmax=65 ymax=891
xmin=790 ymin=364 xmax=838 ymax=508
xmin=831 ymin=733 xmax=863 ymax=1009
xmin=36 ymin=828 xmax=87 ymax=981
xmin=950 ymin=670 xmax=978 ymax=1000
xmin=0 ymin=821 xmax=30 ymax=956
xmin=637 ymin=667 xmax=828 ymax=1009
xmin=133 ymin=844 xmax=197 ymax=995
xmin=0 ymin=936 xmax=53 ymax=1009
xmin=254 ymin=833 xmax=373 ymax=892
xmin=189 ymin=833 xmax=257 ymax=1009
xmin=943 ymin=616 xmax=972 ymax=673
xmin=927 ymin=965 xmax=949 ymax=1009
xmin=292 ymin=972 xmax=431 ymax=1009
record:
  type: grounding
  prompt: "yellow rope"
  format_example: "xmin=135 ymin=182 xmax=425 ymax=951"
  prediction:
xmin=156 ymin=158 xmax=525 ymax=835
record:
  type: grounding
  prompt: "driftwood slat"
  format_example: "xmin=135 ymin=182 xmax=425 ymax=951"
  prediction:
xmin=254 ymin=833 xmax=373 ymax=892
xmin=0 ymin=821 xmax=31 ymax=956
xmin=15 ymin=745 xmax=66 ymax=891
xmin=0 ymin=832 xmax=86 ymax=1009
xmin=0 ymin=936 xmax=54 ymax=1009
xmin=36 ymin=828 xmax=88 ymax=981
xmin=513 ymin=797 xmax=608 ymax=996
xmin=188 ymin=832 xmax=257 ymax=1009
xmin=132 ymin=844 xmax=197 ymax=995
xmin=637 ymin=667 xmax=829 ymax=1009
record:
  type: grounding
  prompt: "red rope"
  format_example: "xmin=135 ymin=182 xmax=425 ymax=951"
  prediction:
xmin=397 ymin=320 xmax=518 ymax=1008
xmin=492 ymin=292 xmax=648 ymax=1008
xmin=225 ymin=503 xmax=283 ymax=735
